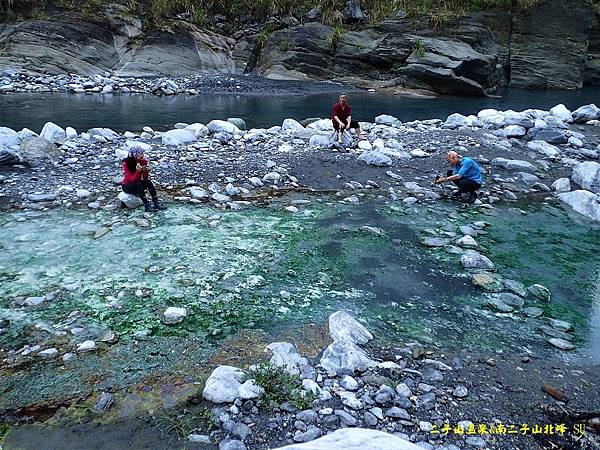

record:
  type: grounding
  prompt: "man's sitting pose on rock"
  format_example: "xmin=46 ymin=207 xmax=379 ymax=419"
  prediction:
xmin=435 ymin=150 xmax=483 ymax=204
xmin=332 ymin=93 xmax=362 ymax=143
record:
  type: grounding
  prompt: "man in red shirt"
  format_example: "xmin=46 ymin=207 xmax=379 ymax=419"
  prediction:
xmin=332 ymin=93 xmax=362 ymax=144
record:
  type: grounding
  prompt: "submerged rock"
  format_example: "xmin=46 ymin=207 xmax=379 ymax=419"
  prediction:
xmin=527 ymin=284 xmax=550 ymax=301
xmin=460 ymin=250 xmax=495 ymax=270
xmin=266 ymin=342 xmax=309 ymax=375
xmin=320 ymin=340 xmax=376 ymax=375
xmin=163 ymin=306 xmax=187 ymax=324
xmin=328 ymin=311 xmax=373 ymax=345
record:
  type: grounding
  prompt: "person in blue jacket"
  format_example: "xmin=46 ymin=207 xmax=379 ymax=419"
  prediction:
xmin=435 ymin=150 xmax=483 ymax=204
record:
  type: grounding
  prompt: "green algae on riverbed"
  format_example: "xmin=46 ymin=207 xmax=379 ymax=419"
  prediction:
xmin=1 ymin=198 xmax=599 ymax=413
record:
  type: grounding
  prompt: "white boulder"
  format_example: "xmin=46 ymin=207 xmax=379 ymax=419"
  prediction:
xmin=357 ymin=151 xmax=392 ymax=167
xmin=118 ymin=192 xmax=143 ymax=208
xmin=559 ymin=190 xmax=600 ymax=222
xmin=89 ymin=127 xmax=120 ymax=141
xmin=281 ymin=118 xmax=305 ymax=131
xmin=527 ymin=140 xmax=560 ymax=159
xmin=375 ymin=115 xmax=402 ymax=127
xmin=572 ymin=162 xmax=600 ymax=192
xmin=549 ymin=104 xmax=572 ymax=123
xmin=320 ymin=340 xmax=377 ymax=375
xmin=551 ymin=178 xmax=571 ymax=193
xmin=185 ymin=123 xmax=210 ymax=137
xmin=275 ymin=428 xmax=423 ymax=450
xmin=572 ymin=104 xmax=600 ymax=123
xmin=0 ymin=127 xmax=20 ymax=148
xmin=266 ymin=342 xmax=309 ymax=375
xmin=202 ymin=365 xmax=244 ymax=403
xmin=161 ymin=129 xmax=196 ymax=146
xmin=163 ymin=307 xmax=187 ymax=324
xmin=40 ymin=122 xmax=67 ymax=144
xmin=207 ymin=120 xmax=240 ymax=134
xmin=491 ymin=158 xmax=537 ymax=172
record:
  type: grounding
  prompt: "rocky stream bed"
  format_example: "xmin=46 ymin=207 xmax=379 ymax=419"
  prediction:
xmin=0 ymin=100 xmax=599 ymax=449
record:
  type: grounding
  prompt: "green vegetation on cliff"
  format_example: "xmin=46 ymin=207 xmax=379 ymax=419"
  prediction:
xmin=0 ymin=0 xmax=570 ymax=28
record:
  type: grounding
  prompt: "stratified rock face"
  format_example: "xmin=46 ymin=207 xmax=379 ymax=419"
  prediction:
xmin=584 ymin=23 xmax=600 ymax=86
xmin=0 ymin=11 xmax=235 ymax=77
xmin=0 ymin=20 xmax=118 ymax=75
xmin=0 ymin=0 xmax=598 ymax=93
xmin=113 ymin=28 xmax=236 ymax=77
xmin=509 ymin=0 xmax=594 ymax=89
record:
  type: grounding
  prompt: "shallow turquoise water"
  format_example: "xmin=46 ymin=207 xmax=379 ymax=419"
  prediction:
xmin=1 ymin=198 xmax=598 ymax=358
xmin=1 ymin=197 xmax=599 ymax=410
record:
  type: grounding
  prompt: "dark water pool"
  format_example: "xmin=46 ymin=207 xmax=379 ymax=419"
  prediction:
xmin=1 ymin=87 xmax=600 ymax=133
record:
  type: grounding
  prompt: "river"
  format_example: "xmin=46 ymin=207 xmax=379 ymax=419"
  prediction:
xmin=1 ymin=87 xmax=600 ymax=132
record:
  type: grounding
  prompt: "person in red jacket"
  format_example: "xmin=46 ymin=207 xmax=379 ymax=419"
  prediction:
xmin=332 ymin=93 xmax=363 ymax=144
xmin=121 ymin=146 xmax=163 ymax=212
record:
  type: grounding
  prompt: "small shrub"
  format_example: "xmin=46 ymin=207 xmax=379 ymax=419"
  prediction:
xmin=412 ymin=38 xmax=426 ymax=57
xmin=329 ymin=25 xmax=346 ymax=51
xmin=245 ymin=363 xmax=317 ymax=410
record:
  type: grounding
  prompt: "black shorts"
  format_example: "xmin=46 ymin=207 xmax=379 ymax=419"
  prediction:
xmin=333 ymin=120 xmax=360 ymax=131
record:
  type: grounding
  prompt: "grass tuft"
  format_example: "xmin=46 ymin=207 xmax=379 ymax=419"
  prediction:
xmin=244 ymin=363 xmax=317 ymax=410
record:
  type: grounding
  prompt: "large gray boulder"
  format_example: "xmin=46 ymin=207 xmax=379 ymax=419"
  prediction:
xmin=527 ymin=128 xmax=568 ymax=145
xmin=558 ymin=190 xmax=600 ymax=222
xmin=572 ymin=162 xmax=600 ymax=193
xmin=275 ymin=428 xmax=423 ymax=450
xmin=491 ymin=158 xmax=537 ymax=172
xmin=358 ymin=151 xmax=392 ymax=167
xmin=572 ymin=104 xmax=600 ymax=123
xmin=20 ymin=136 xmax=62 ymax=164
xmin=527 ymin=140 xmax=560 ymax=159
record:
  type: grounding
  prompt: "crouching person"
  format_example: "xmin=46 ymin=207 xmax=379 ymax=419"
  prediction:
xmin=121 ymin=146 xmax=164 ymax=212
xmin=435 ymin=150 xmax=483 ymax=204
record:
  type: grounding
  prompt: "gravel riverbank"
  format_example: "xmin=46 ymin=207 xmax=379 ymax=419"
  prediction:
xmin=0 ymin=102 xmax=599 ymax=450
